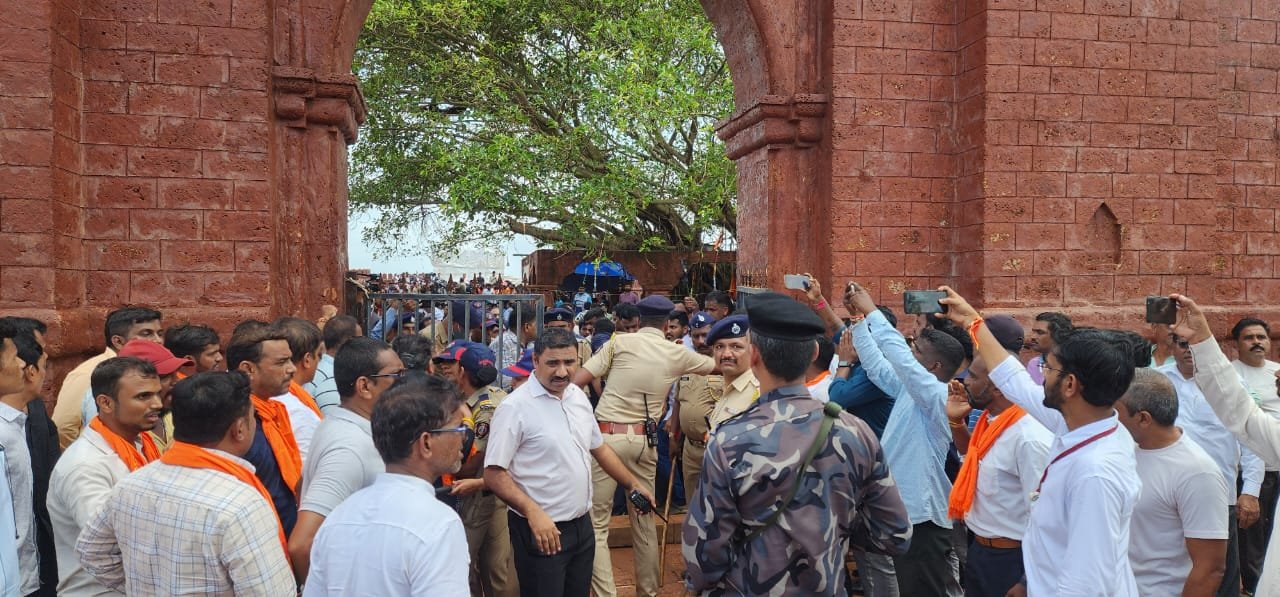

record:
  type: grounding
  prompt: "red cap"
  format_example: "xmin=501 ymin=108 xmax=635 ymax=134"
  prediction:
xmin=118 ymin=339 xmax=193 ymax=375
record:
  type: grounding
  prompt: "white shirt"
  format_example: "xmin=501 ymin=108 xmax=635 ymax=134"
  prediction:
xmin=1161 ymin=365 xmax=1265 ymax=504
xmin=963 ymin=411 xmax=1052 ymax=541
xmin=274 ymin=390 xmax=321 ymax=462
xmin=0 ymin=450 xmax=20 ymax=597
xmin=47 ymin=426 xmax=130 ymax=596
xmin=304 ymin=473 xmax=468 ymax=596
xmin=1129 ymin=434 xmax=1229 ymax=596
xmin=300 ymin=407 xmax=384 ymax=517
xmin=1190 ymin=339 xmax=1280 ymax=595
xmin=0 ymin=403 xmax=36 ymax=595
xmin=1232 ymin=359 xmax=1280 ymax=416
xmin=485 ymin=374 xmax=603 ymax=521
xmin=990 ymin=356 xmax=1141 ymax=596
xmin=806 ymin=372 xmax=834 ymax=404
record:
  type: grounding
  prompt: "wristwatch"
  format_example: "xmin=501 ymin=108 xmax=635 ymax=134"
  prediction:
xmin=837 ymin=361 xmax=852 ymax=368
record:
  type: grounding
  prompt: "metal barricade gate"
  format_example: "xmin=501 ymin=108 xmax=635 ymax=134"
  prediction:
xmin=363 ymin=293 xmax=546 ymax=377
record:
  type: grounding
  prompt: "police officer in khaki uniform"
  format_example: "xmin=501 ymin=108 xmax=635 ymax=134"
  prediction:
xmin=544 ymin=307 xmax=592 ymax=366
xmin=667 ymin=312 xmax=722 ymax=495
xmin=443 ymin=341 xmax=519 ymax=597
xmin=571 ymin=296 xmax=715 ymax=597
xmin=707 ymin=314 xmax=761 ymax=430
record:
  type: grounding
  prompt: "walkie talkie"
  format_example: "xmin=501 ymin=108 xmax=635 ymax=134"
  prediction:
xmin=642 ymin=393 xmax=658 ymax=448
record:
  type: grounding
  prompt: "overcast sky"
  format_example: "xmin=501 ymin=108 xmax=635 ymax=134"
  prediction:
xmin=346 ymin=208 xmax=534 ymax=278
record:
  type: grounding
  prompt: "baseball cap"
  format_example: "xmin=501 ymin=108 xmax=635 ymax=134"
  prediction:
xmin=501 ymin=348 xmax=535 ymax=378
xmin=118 ymin=339 xmax=193 ymax=375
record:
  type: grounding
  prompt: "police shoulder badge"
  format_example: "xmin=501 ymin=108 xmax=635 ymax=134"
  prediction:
xmin=475 ymin=421 xmax=490 ymax=439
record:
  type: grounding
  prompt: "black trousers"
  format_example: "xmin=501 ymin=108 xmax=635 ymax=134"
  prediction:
xmin=894 ymin=521 xmax=957 ymax=597
xmin=1242 ymin=471 xmax=1280 ymax=592
xmin=1218 ymin=505 xmax=1241 ymax=597
xmin=508 ymin=511 xmax=594 ymax=597
xmin=964 ymin=541 xmax=1024 ymax=597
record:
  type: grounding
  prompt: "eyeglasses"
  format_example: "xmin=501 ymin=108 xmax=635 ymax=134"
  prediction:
xmin=1041 ymin=363 xmax=1068 ymax=377
xmin=366 ymin=370 xmax=407 ymax=381
xmin=428 ymin=425 xmax=475 ymax=443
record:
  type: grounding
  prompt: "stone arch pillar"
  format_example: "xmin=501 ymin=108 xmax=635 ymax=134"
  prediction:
xmin=700 ymin=0 xmax=832 ymax=292
xmin=268 ymin=0 xmax=374 ymax=317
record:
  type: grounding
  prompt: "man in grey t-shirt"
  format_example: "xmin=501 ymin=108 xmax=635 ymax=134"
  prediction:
xmin=288 ymin=338 xmax=405 ymax=582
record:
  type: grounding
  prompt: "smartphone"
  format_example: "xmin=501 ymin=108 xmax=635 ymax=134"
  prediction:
xmin=783 ymin=274 xmax=810 ymax=291
xmin=904 ymin=290 xmax=948 ymax=314
xmin=1145 ymin=296 xmax=1177 ymax=324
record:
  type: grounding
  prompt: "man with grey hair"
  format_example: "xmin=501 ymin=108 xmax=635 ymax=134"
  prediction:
xmin=1115 ymin=368 xmax=1229 ymax=596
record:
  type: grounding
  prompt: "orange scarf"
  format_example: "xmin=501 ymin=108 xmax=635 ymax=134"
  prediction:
xmin=947 ymin=406 xmax=1027 ymax=520
xmin=159 ymin=441 xmax=288 ymax=558
xmin=288 ymin=381 xmax=323 ymax=418
xmin=88 ymin=416 xmax=159 ymax=472
xmin=251 ymin=395 xmax=303 ymax=495
xmin=805 ymin=371 xmax=830 ymax=388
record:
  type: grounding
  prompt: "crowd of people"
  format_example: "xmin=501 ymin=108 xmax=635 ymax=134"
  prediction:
xmin=360 ymin=271 xmax=523 ymax=295
xmin=0 ymin=276 xmax=1278 ymax=596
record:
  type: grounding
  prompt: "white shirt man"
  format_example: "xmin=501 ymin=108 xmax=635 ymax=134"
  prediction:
xmin=0 ymin=403 xmax=36 ymax=595
xmin=1129 ymin=433 xmax=1228 ymax=595
xmin=303 ymin=473 xmax=468 ymax=596
xmin=989 ymin=355 xmax=1141 ymax=596
xmin=47 ymin=424 xmax=130 ymax=596
xmin=962 ymin=413 xmax=1052 ymax=542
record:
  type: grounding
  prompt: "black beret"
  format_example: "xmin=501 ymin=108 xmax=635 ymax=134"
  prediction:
xmin=746 ymin=292 xmax=826 ymax=341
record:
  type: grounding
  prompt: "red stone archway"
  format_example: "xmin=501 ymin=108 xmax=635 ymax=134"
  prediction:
xmin=3 ymin=0 xmax=1280 ymax=391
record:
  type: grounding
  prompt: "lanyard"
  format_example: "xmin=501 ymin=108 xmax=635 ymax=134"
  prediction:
xmin=1030 ymin=425 xmax=1118 ymax=502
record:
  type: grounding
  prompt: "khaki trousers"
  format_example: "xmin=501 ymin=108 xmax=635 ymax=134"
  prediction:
xmin=590 ymin=432 xmax=659 ymax=597
xmin=681 ymin=439 xmax=706 ymax=505
xmin=461 ymin=493 xmax=519 ymax=597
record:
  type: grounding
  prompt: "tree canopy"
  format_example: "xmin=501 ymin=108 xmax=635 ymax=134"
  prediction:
xmin=350 ymin=0 xmax=737 ymax=257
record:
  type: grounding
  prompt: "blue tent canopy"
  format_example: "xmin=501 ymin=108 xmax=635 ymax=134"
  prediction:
xmin=572 ymin=260 xmax=633 ymax=280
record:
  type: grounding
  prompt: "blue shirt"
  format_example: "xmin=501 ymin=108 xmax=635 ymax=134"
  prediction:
xmin=306 ymin=353 xmax=340 ymax=413
xmin=851 ymin=310 xmax=952 ymax=529
xmin=827 ymin=364 xmax=893 ymax=438
xmin=370 ymin=307 xmax=398 ymax=340
xmin=244 ymin=419 xmax=298 ymax=536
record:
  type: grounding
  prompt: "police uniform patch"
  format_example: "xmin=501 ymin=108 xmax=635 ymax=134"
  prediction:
xmin=475 ymin=421 xmax=490 ymax=439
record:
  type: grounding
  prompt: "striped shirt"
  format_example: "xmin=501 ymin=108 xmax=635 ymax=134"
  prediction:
xmin=75 ymin=449 xmax=295 ymax=596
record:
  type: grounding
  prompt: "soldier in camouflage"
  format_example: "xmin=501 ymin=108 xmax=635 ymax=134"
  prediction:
xmin=683 ymin=292 xmax=911 ymax=596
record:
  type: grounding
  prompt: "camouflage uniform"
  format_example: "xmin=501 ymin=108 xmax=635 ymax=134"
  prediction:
xmin=675 ymin=372 xmax=722 ymax=494
xmin=683 ymin=385 xmax=912 ymax=596
xmin=461 ymin=386 xmax=518 ymax=597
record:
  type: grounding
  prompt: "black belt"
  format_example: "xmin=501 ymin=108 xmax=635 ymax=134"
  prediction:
xmin=686 ymin=437 xmax=707 ymax=448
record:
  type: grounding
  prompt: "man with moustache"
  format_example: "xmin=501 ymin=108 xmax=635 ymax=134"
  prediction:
xmin=707 ymin=315 xmax=759 ymax=430
xmin=304 ymin=373 xmax=472 ymax=595
xmin=667 ymin=312 xmax=720 ymax=494
xmin=941 ymin=288 xmax=1141 ymax=596
xmin=485 ymin=328 xmax=655 ymax=597
xmin=1227 ymin=318 xmax=1280 ymax=594
xmin=227 ymin=327 xmax=303 ymax=536
xmin=944 ymin=315 xmax=1052 ymax=597
xmin=54 ymin=307 xmax=163 ymax=449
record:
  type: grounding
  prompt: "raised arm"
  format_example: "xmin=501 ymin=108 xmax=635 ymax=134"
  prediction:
xmin=1173 ymin=294 xmax=1280 ymax=465
xmin=940 ymin=287 xmax=1067 ymax=434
